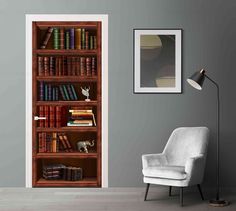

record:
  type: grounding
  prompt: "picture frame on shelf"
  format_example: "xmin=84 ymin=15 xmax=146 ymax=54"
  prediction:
xmin=133 ymin=29 xmax=182 ymax=93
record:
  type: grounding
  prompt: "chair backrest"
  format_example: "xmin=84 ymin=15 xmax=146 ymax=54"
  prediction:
xmin=163 ymin=127 xmax=209 ymax=166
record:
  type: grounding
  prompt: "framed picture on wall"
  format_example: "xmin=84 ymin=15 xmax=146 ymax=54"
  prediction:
xmin=133 ymin=29 xmax=182 ymax=93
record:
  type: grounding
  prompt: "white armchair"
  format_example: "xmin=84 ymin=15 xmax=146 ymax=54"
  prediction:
xmin=142 ymin=127 xmax=209 ymax=206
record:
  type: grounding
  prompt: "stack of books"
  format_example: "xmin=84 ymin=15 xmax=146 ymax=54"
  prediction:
xmin=38 ymin=56 xmax=96 ymax=77
xmin=67 ymin=108 xmax=96 ymax=127
xmin=43 ymin=164 xmax=65 ymax=180
xmin=40 ymin=27 xmax=97 ymax=50
xmin=63 ymin=166 xmax=83 ymax=181
xmin=38 ymin=133 xmax=73 ymax=153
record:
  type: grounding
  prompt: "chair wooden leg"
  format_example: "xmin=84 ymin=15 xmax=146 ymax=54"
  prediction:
xmin=180 ymin=187 xmax=183 ymax=206
xmin=144 ymin=183 xmax=150 ymax=201
xmin=169 ymin=186 xmax=172 ymax=196
xmin=197 ymin=184 xmax=204 ymax=200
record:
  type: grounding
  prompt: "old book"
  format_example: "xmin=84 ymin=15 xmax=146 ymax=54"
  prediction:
xmin=66 ymin=84 xmax=74 ymax=101
xmin=90 ymin=36 xmax=93 ymax=50
xmin=92 ymin=57 xmax=96 ymax=76
xmin=71 ymin=57 xmax=76 ymax=76
xmin=44 ymin=57 xmax=49 ymax=76
xmin=49 ymin=56 xmax=55 ymax=76
xmin=39 ymin=106 xmax=44 ymax=127
xmin=52 ymin=132 xmax=57 ymax=152
xmin=44 ymin=106 xmax=49 ymax=128
xmin=75 ymin=28 xmax=81 ymax=49
xmin=63 ymin=134 xmax=73 ymax=152
xmin=40 ymin=27 xmax=53 ymax=49
xmin=39 ymin=81 xmax=44 ymax=101
xmin=59 ymin=85 xmax=66 ymax=101
xmin=65 ymin=30 xmax=70 ymax=49
xmin=38 ymin=56 xmax=44 ymax=76
xmin=81 ymin=28 xmax=85 ymax=49
xmin=59 ymin=28 xmax=65 ymax=49
xmin=70 ymin=28 xmax=75 ymax=49
xmin=58 ymin=134 xmax=69 ymax=152
xmin=80 ymin=57 xmax=85 ymax=76
xmin=76 ymin=57 xmax=80 ymax=75
xmin=70 ymin=85 xmax=78 ymax=101
xmin=49 ymin=106 xmax=55 ymax=128
xmin=86 ymin=57 xmax=92 ymax=76
xmin=56 ymin=106 xmax=61 ymax=128
xmin=85 ymin=31 xmax=89 ymax=50
xmin=67 ymin=56 xmax=72 ymax=76
xmin=53 ymin=28 xmax=59 ymax=50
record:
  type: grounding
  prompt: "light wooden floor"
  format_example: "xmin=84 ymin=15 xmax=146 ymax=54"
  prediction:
xmin=0 ymin=187 xmax=235 ymax=211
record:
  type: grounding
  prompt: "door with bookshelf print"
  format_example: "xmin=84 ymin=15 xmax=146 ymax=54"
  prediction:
xmin=32 ymin=21 xmax=101 ymax=187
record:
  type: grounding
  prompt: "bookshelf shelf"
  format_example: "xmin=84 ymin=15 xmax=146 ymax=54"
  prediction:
xmin=32 ymin=21 xmax=101 ymax=187
xmin=36 ymin=177 xmax=97 ymax=187
xmin=36 ymin=100 xmax=98 ymax=106
xmin=36 ymin=76 xmax=97 ymax=82
xmin=36 ymin=127 xmax=97 ymax=132
xmin=36 ymin=152 xmax=98 ymax=158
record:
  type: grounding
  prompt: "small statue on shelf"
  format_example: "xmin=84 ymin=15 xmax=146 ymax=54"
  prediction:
xmin=77 ymin=140 xmax=95 ymax=153
xmin=81 ymin=86 xmax=91 ymax=101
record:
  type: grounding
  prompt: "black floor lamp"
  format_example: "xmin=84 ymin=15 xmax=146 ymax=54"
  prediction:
xmin=187 ymin=69 xmax=229 ymax=207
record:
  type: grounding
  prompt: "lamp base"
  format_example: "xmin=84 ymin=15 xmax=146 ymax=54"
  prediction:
xmin=209 ymin=199 xmax=229 ymax=207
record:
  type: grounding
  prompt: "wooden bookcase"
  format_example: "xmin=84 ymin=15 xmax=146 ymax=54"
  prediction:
xmin=32 ymin=21 xmax=101 ymax=187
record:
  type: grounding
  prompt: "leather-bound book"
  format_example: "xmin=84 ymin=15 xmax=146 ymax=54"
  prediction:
xmin=70 ymin=28 xmax=75 ymax=49
xmin=44 ymin=57 xmax=49 ymax=76
xmin=75 ymin=28 xmax=81 ymax=49
xmin=59 ymin=28 xmax=64 ymax=49
xmin=92 ymin=57 xmax=96 ymax=76
xmin=38 ymin=56 xmax=44 ymax=76
xmin=39 ymin=106 xmax=44 ymax=127
xmin=86 ymin=57 xmax=92 ymax=76
xmin=40 ymin=27 xmax=53 ymax=49
xmin=85 ymin=31 xmax=89 ymax=50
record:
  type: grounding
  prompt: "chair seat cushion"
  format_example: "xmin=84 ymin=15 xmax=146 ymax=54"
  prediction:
xmin=142 ymin=165 xmax=187 ymax=180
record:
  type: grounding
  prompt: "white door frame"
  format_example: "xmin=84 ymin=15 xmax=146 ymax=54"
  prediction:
xmin=25 ymin=14 xmax=108 ymax=187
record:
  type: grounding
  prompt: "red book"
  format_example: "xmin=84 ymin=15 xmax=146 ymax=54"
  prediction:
xmin=38 ymin=133 xmax=42 ymax=153
xmin=44 ymin=106 xmax=49 ymax=128
xmin=71 ymin=57 xmax=76 ymax=76
xmin=39 ymin=106 xmax=44 ymax=127
xmin=80 ymin=57 xmax=85 ymax=76
xmin=44 ymin=57 xmax=49 ymax=76
xmin=86 ymin=57 xmax=91 ymax=76
xmin=56 ymin=106 xmax=62 ymax=128
xmin=76 ymin=57 xmax=80 ymax=75
xmin=55 ymin=57 xmax=59 ymax=76
xmin=58 ymin=134 xmax=69 ymax=152
xmin=63 ymin=56 xmax=67 ymax=76
xmin=58 ymin=57 xmax=62 ymax=76
xmin=67 ymin=57 xmax=72 ymax=76
xmin=92 ymin=57 xmax=96 ymax=76
xmin=49 ymin=106 xmax=55 ymax=128
xmin=63 ymin=134 xmax=73 ymax=152
xmin=38 ymin=56 xmax=44 ymax=76
xmin=42 ymin=132 xmax=47 ymax=152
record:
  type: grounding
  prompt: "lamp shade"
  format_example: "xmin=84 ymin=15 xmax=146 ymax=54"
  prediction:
xmin=187 ymin=69 xmax=206 ymax=90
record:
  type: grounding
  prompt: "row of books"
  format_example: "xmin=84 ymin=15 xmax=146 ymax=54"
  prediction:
xmin=38 ymin=133 xmax=73 ymax=153
xmin=43 ymin=164 xmax=83 ymax=181
xmin=38 ymin=106 xmax=67 ymax=128
xmin=38 ymin=56 xmax=96 ymax=76
xmin=40 ymin=27 xmax=97 ymax=50
xmin=68 ymin=108 xmax=96 ymax=127
xmin=39 ymin=82 xmax=79 ymax=101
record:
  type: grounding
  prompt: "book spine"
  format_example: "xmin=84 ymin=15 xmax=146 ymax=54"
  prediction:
xmin=52 ymin=132 xmax=57 ymax=152
xmin=40 ymin=27 xmax=53 ymax=49
xmin=52 ymin=87 xmax=55 ymax=101
xmin=53 ymin=28 xmax=59 ymax=50
xmin=76 ymin=57 xmax=80 ymax=75
xmin=71 ymin=57 xmax=76 ymax=76
xmin=67 ymin=56 xmax=72 ymax=76
xmin=90 ymin=35 xmax=93 ymax=50
xmin=75 ymin=28 xmax=81 ymax=49
xmin=86 ymin=57 xmax=92 ymax=76
xmin=38 ymin=56 xmax=44 ymax=76
xmin=93 ymin=36 xmax=97 ymax=49
xmin=66 ymin=85 xmax=74 ymax=101
xmin=58 ymin=134 xmax=68 ymax=152
xmin=63 ymin=135 xmax=73 ymax=152
xmin=92 ymin=57 xmax=96 ymax=76
xmin=55 ymin=87 xmax=59 ymax=101
xmin=56 ymin=106 xmax=61 ymax=128
xmin=65 ymin=30 xmax=70 ymax=49
xmin=70 ymin=85 xmax=78 ymax=100
xmin=70 ymin=28 xmax=75 ymax=49
xmin=49 ymin=57 xmax=55 ymax=76
xmin=85 ymin=31 xmax=89 ymax=50
xmin=58 ymin=57 xmax=62 ymax=76
xmin=80 ymin=57 xmax=85 ymax=76
xmin=44 ymin=57 xmax=49 ymax=76
xmin=49 ymin=106 xmax=54 ymax=128
xmin=59 ymin=85 xmax=66 ymax=101
xmin=39 ymin=106 xmax=44 ymax=127
xmin=46 ymin=134 xmax=51 ymax=152
xmin=62 ymin=85 xmax=70 ymax=100
xmin=81 ymin=28 xmax=85 ymax=49
xmin=39 ymin=81 xmax=44 ymax=101
xmin=48 ymin=84 xmax=52 ymax=101
xmin=63 ymin=56 xmax=67 ymax=75
xmin=59 ymin=28 xmax=64 ymax=49
xmin=43 ymin=132 xmax=47 ymax=152
xmin=44 ymin=106 xmax=49 ymax=128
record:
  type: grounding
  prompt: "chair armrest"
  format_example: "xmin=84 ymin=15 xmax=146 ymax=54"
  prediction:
xmin=185 ymin=154 xmax=206 ymax=185
xmin=142 ymin=153 xmax=167 ymax=169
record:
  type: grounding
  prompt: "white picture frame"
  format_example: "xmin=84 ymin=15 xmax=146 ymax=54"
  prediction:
xmin=134 ymin=29 xmax=182 ymax=93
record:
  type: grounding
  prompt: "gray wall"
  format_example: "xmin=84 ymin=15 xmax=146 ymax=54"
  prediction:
xmin=0 ymin=0 xmax=235 ymax=187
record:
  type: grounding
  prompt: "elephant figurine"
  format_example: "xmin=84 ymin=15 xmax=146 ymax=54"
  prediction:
xmin=77 ymin=140 xmax=95 ymax=153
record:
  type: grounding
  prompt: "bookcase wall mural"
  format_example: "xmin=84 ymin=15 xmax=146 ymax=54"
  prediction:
xmin=32 ymin=21 xmax=102 ymax=187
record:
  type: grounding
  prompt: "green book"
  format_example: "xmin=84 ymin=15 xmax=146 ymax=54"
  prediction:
xmin=44 ymin=84 xmax=48 ymax=101
xmin=81 ymin=28 xmax=85 ymax=49
xmin=62 ymin=85 xmax=70 ymax=100
xmin=65 ymin=30 xmax=70 ymax=49
xmin=90 ymin=36 xmax=93 ymax=49
xmin=53 ymin=28 xmax=59 ymax=49
xmin=70 ymin=85 xmax=78 ymax=100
